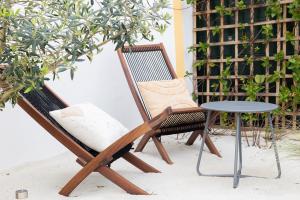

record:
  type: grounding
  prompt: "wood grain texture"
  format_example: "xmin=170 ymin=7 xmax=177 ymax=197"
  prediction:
xmin=152 ymin=136 xmax=174 ymax=164
xmin=122 ymin=152 xmax=160 ymax=173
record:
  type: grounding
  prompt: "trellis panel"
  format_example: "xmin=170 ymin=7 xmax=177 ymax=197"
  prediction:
xmin=193 ymin=0 xmax=300 ymax=129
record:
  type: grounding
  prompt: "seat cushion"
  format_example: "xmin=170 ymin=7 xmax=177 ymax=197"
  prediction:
xmin=49 ymin=103 xmax=128 ymax=152
xmin=137 ymin=78 xmax=198 ymax=117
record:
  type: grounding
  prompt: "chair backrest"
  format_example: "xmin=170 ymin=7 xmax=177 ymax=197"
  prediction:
xmin=18 ymin=86 xmax=97 ymax=160
xmin=118 ymin=43 xmax=177 ymax=121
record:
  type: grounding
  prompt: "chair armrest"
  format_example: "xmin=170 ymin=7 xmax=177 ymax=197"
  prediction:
xmin=88 ymin=122 xmax=153 ymax=167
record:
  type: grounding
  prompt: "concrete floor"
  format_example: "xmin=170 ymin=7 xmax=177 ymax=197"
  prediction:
xmin=0 ymin=134 xmax=299 ymax=200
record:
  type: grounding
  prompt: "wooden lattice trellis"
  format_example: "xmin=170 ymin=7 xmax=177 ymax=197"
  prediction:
xmin=193 ymin=0 xmax=300 ymax=130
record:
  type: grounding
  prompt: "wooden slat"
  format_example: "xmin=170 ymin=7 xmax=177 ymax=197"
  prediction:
xmin=282 ymin=4 xmax=287 ymax=128
xmin=206 ymin=0 xmax=211 ymax=103
xmin=193 ymin=18 xmax=296 ymax=31
xmin=293 ymin=22 xmax=299 ymax=129
xmin=193 ymin=37 xmax=300 ymax=47
xmin=234 ymin=0 xmax=239 ymax=101
xmin=219 ymin=0 xmax=225 ymax=102
xmin=196 ymin=74 xmax=294 ymax=80
xmin=193 ymin=0 xmax=293 ymax=15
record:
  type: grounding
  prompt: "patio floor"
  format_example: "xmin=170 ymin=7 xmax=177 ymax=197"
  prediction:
xmin=0 ymin=134 xmax=299 ymax=200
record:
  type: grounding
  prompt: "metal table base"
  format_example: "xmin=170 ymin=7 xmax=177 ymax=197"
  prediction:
xmin=196 ymin=110 xmax=281 ymax=188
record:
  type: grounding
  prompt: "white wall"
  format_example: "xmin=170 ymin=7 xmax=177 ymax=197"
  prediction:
xmin=182 ymin=3 xmax=194 ymax=90
xmin=0 ymin=12 xmax=176 ymax=169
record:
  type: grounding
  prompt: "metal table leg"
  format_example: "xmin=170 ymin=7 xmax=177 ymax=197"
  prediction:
xmin=197 ymin=111 xmax=243 ymax=187
xmin=196 ymin=111 xmax=243 ymax=179
xmin=196 ymin=111 xmax=281 ymax=188
xmin=268 ymin=113 xmax=282 ymax=178
xmin=196 ymin=110 xmax=211 ymax=176
xmin=233 ymin=113 xmax=242 ymax=188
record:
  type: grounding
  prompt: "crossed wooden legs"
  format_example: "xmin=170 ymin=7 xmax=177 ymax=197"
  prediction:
xmin=186 ymin=111 xmax=220 ymax=147
xmin=135 ymin=133 xmax=220 ymax=165
xmin=186 ymin=131 xmax=201 ymax=145
xmin=135 ymin=112 xmax=221 ymax=164
xmin=152 ymin=136 xmax=173 ymax=164
xmin=59 ymin=152 xmax=160 ymax=196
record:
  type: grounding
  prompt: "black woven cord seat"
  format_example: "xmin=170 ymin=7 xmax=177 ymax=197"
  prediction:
xmin=158 ymin=112 xmax=206 ymax=136
xmin=20 ymin=87 xmax=132 ymax=162
xmin=159 ymin=123 xmax=205 ymax=136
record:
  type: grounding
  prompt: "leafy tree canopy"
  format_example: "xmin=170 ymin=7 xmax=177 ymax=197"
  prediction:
xmin=0 ymin=0 xmax=170 ymax=107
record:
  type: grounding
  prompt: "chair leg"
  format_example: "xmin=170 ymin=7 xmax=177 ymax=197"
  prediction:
xmin=186 ymin=130 xmax=221 ymax=158
xmin=152 ymin=136 xmax=173 ymax=164
xmin=200 ymin=132 xmax=222 ymax=158
xmin=61 ymin=158 xmax=149 ymax=196
xmin=186 ymin=131 xmax=200 ymax=146
xmin=135 ymin=135 xmax=151 ymax=152
xmin=59 ymin=152 xmax=113 ymax=197
xmin=97 ymin=166 xmax=149 ymax=195
xmin=122 ymin=152 xmax=161 ymax=173
xmin=59 ymin=166 xmax=91 ymax=196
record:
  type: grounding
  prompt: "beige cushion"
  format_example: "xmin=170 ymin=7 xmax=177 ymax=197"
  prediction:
xmin=137 ymin=78 xmax=197 ymax=117
xmin=49 ymin=103 xmax=128 ymax=152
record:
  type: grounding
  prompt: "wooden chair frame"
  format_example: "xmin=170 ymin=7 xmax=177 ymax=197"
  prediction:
xmin=17 ymin=86 xmax=162 ymax=196
xmin=117 ymin=43 xmax=221 ymax=164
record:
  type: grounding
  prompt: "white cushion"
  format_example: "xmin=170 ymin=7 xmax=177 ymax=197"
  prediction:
xmin=137 ymin=78 xmax=198 ymax=117
xmin=49 ymin=103 xmax=128 ymax=152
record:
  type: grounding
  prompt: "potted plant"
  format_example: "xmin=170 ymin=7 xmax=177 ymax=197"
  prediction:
xmin=0 ymin=0 xmax=170 ymax=108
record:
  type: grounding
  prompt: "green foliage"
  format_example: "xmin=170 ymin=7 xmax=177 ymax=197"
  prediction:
xmin=212 ymin=26 xmax=221 ymax=36
xmin=225 ymin=57 xmax=232 ymax=66
xmin=187 ymin=0 xmax=300 ymax=129
xmin=241 ymin=34 xmax=249 ymax=48
xmin=0 ymin=0 xmax=169 ymax=107
xmin=193 ymin=59 xmax=206 ymax=69
xmin=266 ymin=0 xmax=282 ymax=19
xmin=288 ymin=0 xmax=300 ymax=20
xmin=286 ymin=31 xmax=296 ymax=46
xmin=216 ymin=5 xmax=233 ymax=16
xmin=198 ymin=42 xmax=208 ymax=55
xmin=244 ymin=55 xmax=254 ymax=65
xmin=236 ymin=1 xmax=247 ymax=10
xmin=192 ymin=92 xmax=198 ymax=101
xmin=184 ymin=0 xmax=198 ymax=5
xmin=219 ymin=67 xmax=231 ymax=94
xmin=279 ymin=86 xmax=291 ymax=103
xmin=255 ymin=75 xmax=265 ymax=84
xmin=262 ymin=57 xmax=271 ymax=68
xmin=262 ymin=24 xmax=273 ymax=40
xmin=242 ymin=78 xmax=264 ymax=101
xmin=184 ymin=70 xmax=193 ymax=77
xmin=188 ymin=42 xmax=208 ymax=55
xmin=254 ymin=46 xmax=260 ymax=52
xmin=274 ymin=51 xmax=284 ymax=62
xmin=287 ymin=55 xmax=300 ymax=86
xmin=266 ymin=70 xmax=282 ymax=83
xmin=187 ymin=46 xmax=197 ymax=53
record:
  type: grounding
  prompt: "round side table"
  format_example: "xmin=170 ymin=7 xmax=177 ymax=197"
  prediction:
xmin=196 ymin=101 xmax=281 ymax=188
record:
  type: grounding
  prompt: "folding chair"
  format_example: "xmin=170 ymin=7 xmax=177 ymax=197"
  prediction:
xmin=117 ymin=43 xmax=221 ymax=164
xmin=18 ymin=85 xmax=162 ymax=196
